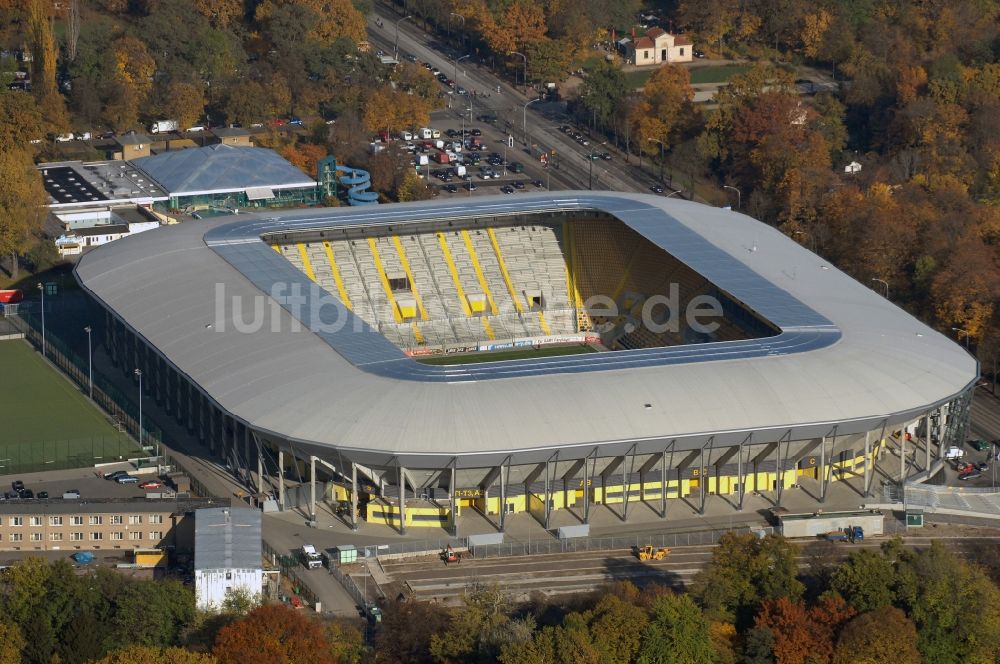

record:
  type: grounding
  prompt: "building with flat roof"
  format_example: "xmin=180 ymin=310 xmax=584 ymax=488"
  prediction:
xmin=194 ymin=507 xmax=262 ymax=610
xmin=0 ymin=498 xmax=208 ymax=552
xmin=130 ymin=144 xmax=318 ymax=211
xmin=210 ymin=127 xmax=254 ymax=147
xmin=74 ymin=192 xmax=976 ymax=536
xmin=38 ymin=161 xmax=168 ymax=210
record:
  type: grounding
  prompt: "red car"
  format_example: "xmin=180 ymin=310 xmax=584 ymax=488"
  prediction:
xmin=268 ymin=118 xmax=287 ymax=128
xmin=139 ymin=480 xmax=163 ymax=490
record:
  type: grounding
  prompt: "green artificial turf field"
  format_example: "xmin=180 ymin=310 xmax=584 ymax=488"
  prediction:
xmin=0 ymin=340 xmax=138 ymax=472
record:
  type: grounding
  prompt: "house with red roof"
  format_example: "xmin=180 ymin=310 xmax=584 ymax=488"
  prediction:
xmin=626 ymin=27 xmax=693 ymax=66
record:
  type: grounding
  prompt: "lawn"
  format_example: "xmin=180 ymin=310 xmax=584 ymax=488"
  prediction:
xmin=416 ymin=343 xmax=597 ymax=365
xmin=626 ymin=63 xmax=751 ymax=89
xmin=0 ymin=340 xmax=138 ymax=472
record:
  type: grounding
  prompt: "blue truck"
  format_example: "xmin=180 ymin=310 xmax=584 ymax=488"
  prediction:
xmin=824 ymin=526 xmax=864 ymax=543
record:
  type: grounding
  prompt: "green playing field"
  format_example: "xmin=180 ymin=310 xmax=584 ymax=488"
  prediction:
xmin=0 ymin=340 xmax=138 ymax=472
xmin=416 ymin=343 xmax=597 ymax=366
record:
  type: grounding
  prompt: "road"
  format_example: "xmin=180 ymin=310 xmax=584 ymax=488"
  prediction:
xmin=366 ymin=7 xmax=677 ymax=198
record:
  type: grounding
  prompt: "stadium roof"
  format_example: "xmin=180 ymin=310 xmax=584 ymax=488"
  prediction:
xmin=74 ymin=192 xmax=977 ymax=466
xmin=130 ymin=145 xmax=316 ymax=197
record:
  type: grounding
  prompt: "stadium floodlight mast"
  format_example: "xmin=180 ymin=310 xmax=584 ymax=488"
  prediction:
xmin=36 ymin=282 xmax=46 ymax=357
xmin=83 ymin=326 xmax=93 ymax=399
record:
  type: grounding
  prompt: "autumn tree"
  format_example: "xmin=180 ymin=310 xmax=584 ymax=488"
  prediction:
xmin=0 ymin=151 xmax=47 ymax=279
xmin=930 ymin=232 xmax=1000 ymax=341
xmin=363 ymin=88 xmax=430 ymax=137
xmin=194 ymin=0 xmax=244 ymax=28
xmin=0 ymin=622 xmax=24 ymax=664
xmin=255 ymin=0 xmax=366 ymax=44
xmin=481 ymin=0 xmax=547 ymax=55
xmin=163 ymin=80 xmax=207 ymax=131
xmin=327 ymin=619 xmax=364 ymax=664
xmin=280 ymin=142 xmax=328 ymax=178
xmin=0 ymin=92 xmax=46 ymax=150
xmin=676 ymin=0 xmax=740 ymax=49
xmin=93 ymin=646 xmax=217 ymax=664
xmin=214 ymin=604 xmax=336 ymax=664
xmin=629 ymin=64 xmax=695 ymax=155
xmin=832 ymin=607 xmax=920 ymax=664
xmin=525 ymin=38 xmax=574 ymax=85
xmin=638 ymin=592 xmax=713 ymax=664
xmin=108 ymin=35 xmax=157 ymax=131
xmin=373 ymin=599 xmax=451 ymax=663
xmin=588 ymin=593 xmax=648 ymax=664
xmin=755 ymin=596 xmax=855 ymax=664
xmin=26 ymin=0 xmax=68 ymax=132
xmin=397 ymin=170 xmax=433 ymax=202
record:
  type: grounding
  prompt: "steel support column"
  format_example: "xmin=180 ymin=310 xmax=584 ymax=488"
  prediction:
xmin=819 ymin=434 xmax=827 ymax=502
xmin=776 ymin=431 xmax=792 ymax=506
xmin=660 ymin=447 xmax=668 ymax=518
xmin=398 ymin=464 xmax=407 ymax=535
xmin=867 ymin=421 xmax=887 ymax=497
xmin=863 ymin=430 xmax=871 ymax=497
xmin=309 ymin=456 xmax=317 ymax=523
xmin=925 ymin=412 xmax=932 ymax=471
xmin=256 ymin=436 xmax=264 ymax=497
xmin=277 ymin=449 xmax=285 ymax=511
xmin=900 ymin=420 xmax=907 ymax=482
xmin=450 ymin=460 xmax=458 ymax=536
xmin=499 ymin=456 xmax=510 ymax=532
xmin=737 ymin=434 xmax=751 ymax=511
xmin=622 ymin=444 xmax=637 ymax=522
xmin=351 ymin=462 xmax=359 ymax=531
xmin=584 ymin=448 xmax=598 ymax=524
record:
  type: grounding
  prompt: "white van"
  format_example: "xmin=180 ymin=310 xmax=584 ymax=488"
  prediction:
xmin=945 ymin=446 xmax=965 ymax=459
xmin=419 ymin=127 xmax=432 ymax=140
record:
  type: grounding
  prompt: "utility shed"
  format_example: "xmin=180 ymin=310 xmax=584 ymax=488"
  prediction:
xmin=194 ymin=507 xmax=263 ymax=611
xmin=774 ymin=509 xmax=885 ymax=538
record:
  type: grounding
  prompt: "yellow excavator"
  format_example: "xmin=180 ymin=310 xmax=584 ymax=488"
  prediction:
xmin=635 ymin=544 xmax=671 ymax=561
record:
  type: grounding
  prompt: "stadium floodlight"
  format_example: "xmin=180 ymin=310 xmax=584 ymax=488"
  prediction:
xmin=134 ymin=368 xmax=143 ymax=449
xmin=36 ymin=282 xmax=45 ymax=357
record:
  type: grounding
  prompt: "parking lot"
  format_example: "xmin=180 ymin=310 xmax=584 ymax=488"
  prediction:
xmin=0 ymin=464 xmax=164 ymax=503
xmin=942 ymin=438 xmax=999 ymax=487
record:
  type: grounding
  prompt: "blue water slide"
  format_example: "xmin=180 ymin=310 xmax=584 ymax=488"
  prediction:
xmin=336 ymin=165 xmax=379 ymax=205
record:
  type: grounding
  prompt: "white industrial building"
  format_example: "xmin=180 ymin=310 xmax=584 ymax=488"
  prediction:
xmin=194 ymin=506 xmax=263 ymax=611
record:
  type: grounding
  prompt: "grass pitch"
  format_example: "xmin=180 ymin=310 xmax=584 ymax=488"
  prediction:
xmin=416 ymin=343 xmax=597 ymax=366
xmin=0 ymin=340 xmax=138 ymax=470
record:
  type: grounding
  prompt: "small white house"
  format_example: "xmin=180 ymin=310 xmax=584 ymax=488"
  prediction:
xmin=626 ymin=28 xmax=693 ymax=66
xmin=54 ymin=220 xmax=159 ymax=257
xmin=194 ymin=507 xmax=263 ymax=611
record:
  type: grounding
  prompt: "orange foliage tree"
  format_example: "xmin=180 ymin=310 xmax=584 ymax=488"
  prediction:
xmin=755 ymin=596 xmax=855 ymax=664
xmin=280 ymin=143 xmax=328 ymax=178
xmin=213 ymin=604 xmax=336 ymax=664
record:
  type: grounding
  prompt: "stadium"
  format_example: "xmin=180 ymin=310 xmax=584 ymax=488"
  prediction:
xmin=74 ymin=192 xmax=978 ymax=534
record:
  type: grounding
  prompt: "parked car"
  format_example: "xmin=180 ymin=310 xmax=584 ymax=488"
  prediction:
xmin=115 ymin=475 xmax=139 ymax=484
xmin=139 ymin=480 xmax=163 ymax=490
xmin=55 ymin=133 xmax=75 ymax=142
xmin=600 ymin=152 xmax=612 ymax=161
xmin=968 ymin=438 xmax=990 ymax=451
xmin=508 ymin=161 xmax=525 ymax=173
xmin=105 ymin=470 xmax=129 ymax=481
xmin=532 ymin=179 xmax=544 ymax=188
xmin=471 ymin=128 xmax=482 ymax=136
xmin=977 ymin=462 xmax=989 ymax=472
xmin=288 ymin=117 xmax=304 ymax=126
xmin=19 ymin=489 xmax=33 ymax=499
xmin=512 ymin=180 xmax=525 ymax=189
xmin=650 ymin=185 xmax=665 ymax=194
xmin=500 ymin=185 xmax=515 ymax=194
xmin=36 ymin=491 xmax=48 ymax=499
xmin=75 ymin=131 xmax=92 ymax=141
xmin=62 ymin=490 xmax=81 ymax=499
xmin=11 ymin=481 xmax=24 ymax=493
xmin=464 ymin=182 xmax=477 ymax=191
xmin=959 ymin=469 xmax=982 ymax=481
xmin=694 ymin=49 xmax=706 ymax=58
xmin=444 ymin=184 xmax=458 ymax=193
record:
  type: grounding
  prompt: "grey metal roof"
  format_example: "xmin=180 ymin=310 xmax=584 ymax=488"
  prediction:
xmin=194 ymin=507 xmax=261 ymax=570
xmin=74 ymin=192 xmax=977 ymax=467
xmin=131 ymin=145 xmax=316 ymax=196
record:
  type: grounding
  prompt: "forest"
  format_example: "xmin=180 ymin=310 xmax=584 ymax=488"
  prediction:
xmin=0 ymin=0 xmax=999 ymax=364
xmin=1 ymin=533 xmax=999 ymax=663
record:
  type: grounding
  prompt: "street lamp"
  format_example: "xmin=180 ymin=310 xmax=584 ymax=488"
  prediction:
xmin=722 ymin=185 xmax=741 ymax=210
xmin=509 ymin=51 xmax=527 ymax=91
xmin=665 ymin=190 xmax=683 ymax=199
xmin=84 ymin=326 xmax=92 ymax=399
xmin=36 ymin=282 xmax=45 ymax=357
xmin=454 ymin=53 xmax=470 ymax=84
xmin=647 ymin=138 xmax=666 ymax=184
xmin=449 ymin=12 xmax=465 ymax=46
xmin=523 ymin=97 xmax=541 ymax=146
xmin=394 ymin=15 xmax=413 ymax=58
xmin=870 ymin=278 xmax=889 ymax=299
xmin=952 ymin=327 xmax=971 ymax=350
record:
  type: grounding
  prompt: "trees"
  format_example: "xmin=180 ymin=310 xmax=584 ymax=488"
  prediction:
xmin=255 ymin=0 xmax=366 ymax=44
xmin=26 ymin=0 xmax=68 ymax=132
xmin=525 ymin=38 xmax=574 ymax=85
xmin=327 ymin=619 xmax=364 ymax=664
xmin=107 ymin=35 xmax=157 ymax=131
xmin=372 ymin=599 xmax=451 ymax=663
xmin=691 ymin=534 xmax=804 ymax=628
xmin=832 ymin=607 xmax=920 ymax=664
xmin=93 ymin=646 xmax=217 ymax=664
xmin=482 ymin=0 xmax=547 ymax=55
xmin=754 ymin=596 xmax=854 ymax=664
xmin=829 ymin=549 xmax=897 ymax=613
xmin=587 ymin=594 xmax=648 ymax=664
xmin=578 ymin=60 xmax=630 ymax=133
xmin=629 ymin=64 xmax=695 ymax=154
xmin=213 ymin=604 xmax=336 ymax=664
xmin=637 ymin=592 xmax=713 ymax=664
xmin=0 ymin=623 xmax=22 ymax=664
xmin=0 ymin=148 xmax=46 ymax=279
xmin=164 ymin=80 xmax=207 ymax=131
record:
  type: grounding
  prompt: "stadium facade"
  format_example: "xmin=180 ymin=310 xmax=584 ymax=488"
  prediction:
xmin=74 ymin=192 xmax=978 ymax=534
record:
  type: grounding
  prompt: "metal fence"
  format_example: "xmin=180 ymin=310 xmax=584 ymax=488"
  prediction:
xmin=330 ymin=563 xmax=368 ymax=607
xmin=369 ymin=536 xmax=468 ymax=559
xmin=469 ymin=525 xmax=774 ymax=559
xmin=261 ymin=539 xmax=319 ymax=608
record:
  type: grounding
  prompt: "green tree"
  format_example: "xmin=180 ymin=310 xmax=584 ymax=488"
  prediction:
xmin=638 ymin=593 xmax=713 ymax=664
xmin=93 ymin=646 xmax=217 ymax=663
xmin=578 ymin=60 xmax=630 ymax=132
xmin=690 ymin=534 xmax=803 ymax=627
xmin=525 ymin=38 xmax=574 ymax=85
xmin=163 ymin=80 xmax=207 ymax=131
xmin=588 ymin=594 xmax=648 ymax=664
xmin=26 ymin=0 xmax=68 ymax=132
xmin=829 ymin=549 xmax=896 ymax=613
xmin=111 ymin=579 xmax=195 ymax=649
